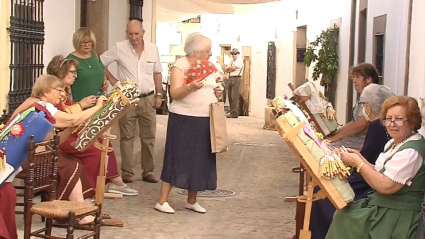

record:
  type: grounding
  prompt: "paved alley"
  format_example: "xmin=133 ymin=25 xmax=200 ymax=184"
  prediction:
xmin=17 ymin=115 xmax=299 ymax=239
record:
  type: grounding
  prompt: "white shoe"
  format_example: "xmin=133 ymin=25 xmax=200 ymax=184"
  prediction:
xmin=185 ymin=202 xmax=206 ymax=213
xmin=154 ymin=202 xmax=175 ymax=214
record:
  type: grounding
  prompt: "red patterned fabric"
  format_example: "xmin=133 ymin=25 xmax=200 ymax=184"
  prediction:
xmin=0 ymin=183 xmax=17 ymax=239
xmin=184 ymin=60 xmax=217 ymax=84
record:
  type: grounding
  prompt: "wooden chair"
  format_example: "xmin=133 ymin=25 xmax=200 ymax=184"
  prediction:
xmin=24 ymin=132 xmax=101 ymax=239
xmin=0 ymin=109 xmax=9 ymax=125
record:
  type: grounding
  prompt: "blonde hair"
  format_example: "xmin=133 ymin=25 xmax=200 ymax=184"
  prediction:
xmin=72 ymin=27 xmax=97 ymax=50
xmin=31 ymin=74 xmax=64 ymax=98
xmin=46 ymin=55 xmax=79 ymax=79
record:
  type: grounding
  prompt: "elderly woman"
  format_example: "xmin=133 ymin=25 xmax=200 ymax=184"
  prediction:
xmin=310 ymin=84 xmax=393 ymax=239
xmin=67 ymin=27 xmax=108 ymax=102
xmin=326 ymin=96 xmax=425 ymax=239
xmin=155 ymin=32 xmax=222 ymax=214
xmin=326 ymin=63 xmax=380 ymax=150
xmin=10 ymin=74 xmax=107 ymax=224
xmin=46 ymin=55 xmax=138 ymax=196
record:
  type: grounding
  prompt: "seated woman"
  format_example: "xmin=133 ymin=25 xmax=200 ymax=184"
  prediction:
xmin=310 ymin=84 xmax=393 ymax=239
xmin=326 ymin=63 xmax=381 ymax=150
xmin=10 ymin=74 xmax=107 ymax=224
xmin=326 ymin=96 xmax=425 ymax=239
xmin=46 ymin=55 xmax=138 ymax=196
xmin=0 ymin=182 xmax=17 ymax=239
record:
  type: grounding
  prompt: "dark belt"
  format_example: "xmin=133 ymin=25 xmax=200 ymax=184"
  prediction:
xmin=138 ymin=90 xmax=154 ymax=98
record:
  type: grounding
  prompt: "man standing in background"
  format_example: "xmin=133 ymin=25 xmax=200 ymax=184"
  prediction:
xmin=101 ymin=20 xmax=163 ymax=184
xmin=225 ymin=48 xmax=243 ymax=118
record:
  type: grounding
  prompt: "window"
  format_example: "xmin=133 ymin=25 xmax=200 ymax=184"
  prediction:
xmin=8 ymin=0 xmax=45 ymax=113
xmin=129 ymin=0 xmax=143 ymax=22
xmin=375 ymin=34 xmax=384 ymax=83
xmin=373 ymin=14 xmax=386 ymax=84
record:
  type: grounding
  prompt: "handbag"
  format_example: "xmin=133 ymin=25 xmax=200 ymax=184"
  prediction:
xmin=210 ymin=102 xmax=228 ymax=153
xmin=416 ymin=202 xmax=425 ymax=239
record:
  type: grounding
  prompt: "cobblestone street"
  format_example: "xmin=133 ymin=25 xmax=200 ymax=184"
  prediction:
xmin=17 ymin=115 xmax=299 ymax=239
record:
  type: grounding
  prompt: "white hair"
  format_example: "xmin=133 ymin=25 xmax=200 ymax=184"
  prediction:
xmin=359 ymin=84 xmax=394 ymax=114
xmin=184 ymin=32 xmax=211 ymax=56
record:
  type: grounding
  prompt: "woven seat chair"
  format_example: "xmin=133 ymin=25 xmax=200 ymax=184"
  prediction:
xmin=0 ymin=109 xmax=9 ymax=124
xmin=24 ymin=132 xmax=101 ymax=239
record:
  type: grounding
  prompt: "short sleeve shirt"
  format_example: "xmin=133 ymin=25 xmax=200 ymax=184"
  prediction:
xmin=100 ymin=40 xmax=163 ymax=94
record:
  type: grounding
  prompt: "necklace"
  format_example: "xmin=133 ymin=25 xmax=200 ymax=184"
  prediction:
xmin=84 ymin=59 xmax=92 ymax=68
xmin=79 ymin=52 xmax=92 ymax=68
xmin=391 ymin=133 xmax=414 ymax=150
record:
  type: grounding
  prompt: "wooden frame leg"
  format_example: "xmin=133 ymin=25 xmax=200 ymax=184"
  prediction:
xmin=298 ymin=181 xmax=315 ymax=239
xmin=94 ymin=127 xmax=124 ymax=228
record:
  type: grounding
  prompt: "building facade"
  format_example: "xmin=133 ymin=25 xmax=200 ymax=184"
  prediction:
xmin=0 ymin=0 xmax=155 ymax=113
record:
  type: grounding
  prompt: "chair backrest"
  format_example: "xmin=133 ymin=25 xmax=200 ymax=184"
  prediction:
xmin=0 ymin=109 xmax=10 ymax=125
xmin=24 ymin=131 xmax=60 ymax=207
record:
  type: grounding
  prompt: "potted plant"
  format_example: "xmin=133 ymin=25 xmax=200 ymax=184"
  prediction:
xmin=304 ymin=25 xmax=339 ymax=104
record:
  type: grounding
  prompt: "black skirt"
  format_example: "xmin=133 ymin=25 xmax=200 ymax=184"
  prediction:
xmin=160 ymin=112 xmax=217 ymax=191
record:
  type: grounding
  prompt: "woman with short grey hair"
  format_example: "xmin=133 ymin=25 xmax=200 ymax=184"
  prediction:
xmin=359 ymin=83 xmax=394 ymax=120
xmin=183 ymin=32 xmax=211 ymax=56
xmin=310 ymin=83 xmax=394 ymax=238
xmin=154 ymin=32 xmax=223 ymax=214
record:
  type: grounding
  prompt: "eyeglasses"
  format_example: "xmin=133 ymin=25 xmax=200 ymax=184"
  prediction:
xmin=231 ymin=53 xmax=238 ymax=55
xmin=81 ymin=41 xmax=93 ymax=46
xmin=51 ymin=88 xmax=64 ymax=93
xmin=382 ymin=118 xmax=409 ymax=127
xmin=69 ymin=70 xmax=77 ymax=75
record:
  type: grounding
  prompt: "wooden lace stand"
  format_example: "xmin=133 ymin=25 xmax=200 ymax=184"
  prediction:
xmin=89 ymin=90 xmax=137 ymax=228
xmin=285 ymin=83 xmax=327 ymax=238
xmin=92 ymin=90 xmax=138 ymax=227
xmin=93 ymin=127 xmax=124 ymax=227
xmin=277 ymin=116 xmax=346 ymax=239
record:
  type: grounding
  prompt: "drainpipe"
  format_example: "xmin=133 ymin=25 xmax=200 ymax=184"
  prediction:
xmin=80 ymin=0 xmax=88 ymax=27
xmin=403 ymin=0 xmax=414 ymax=95
xmin=346 ymin=0 xmax=357 ymax=123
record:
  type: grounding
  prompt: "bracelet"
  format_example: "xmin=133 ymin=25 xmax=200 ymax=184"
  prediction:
xmin=77 ymin=102 xmax=83 ymax=110
xmin=357 ymin=162 xmax=365 ymax=173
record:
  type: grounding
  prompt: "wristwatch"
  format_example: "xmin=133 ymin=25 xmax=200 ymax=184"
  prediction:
xmin=156 ymin=92 xmax=165 ymax=98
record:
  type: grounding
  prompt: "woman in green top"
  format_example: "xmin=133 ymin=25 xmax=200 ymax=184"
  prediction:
xmin=67 ymin=27 xmax=108 ymax=102
xmin=326 ymin=96 xmax=425 ymax=239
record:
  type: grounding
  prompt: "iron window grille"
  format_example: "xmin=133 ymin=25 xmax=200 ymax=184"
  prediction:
xmin=129 ymin=0 xmax=143 ymax=22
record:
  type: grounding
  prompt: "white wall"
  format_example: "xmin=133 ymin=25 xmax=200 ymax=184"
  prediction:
xmin=107 ymin=0 xmax=127 ymax=82
xmin=334 ymin=0 xmax=353 ymax=123
xmin=407 ymin=0 xmax=425 ymax=101
xmin=142 ymin=0 xmax=153 ymax=43
xmin=365 ymin=0 xmax=409 ymax=95
xmin=43 ymin=0 xmax=77 ymax=71
xmin=335 ymin=0 xmax=410 ymax=123
xmin=154 ymin=0 xmax=348 ymax=118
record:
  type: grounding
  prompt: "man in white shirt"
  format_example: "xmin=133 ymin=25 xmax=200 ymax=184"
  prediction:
xmin=225 ymin=48 xmax=243 ymax=118
xmin=101 ymin=20 xmax=163 ymax=184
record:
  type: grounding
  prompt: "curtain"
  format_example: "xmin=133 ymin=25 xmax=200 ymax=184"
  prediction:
xmin=201 ymin=0 xmax=279 ymax=3
xmin=157 ymin=0 xmax=279 ymax=23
